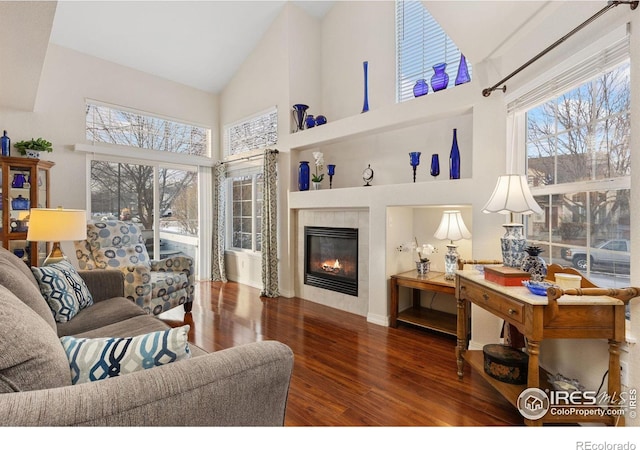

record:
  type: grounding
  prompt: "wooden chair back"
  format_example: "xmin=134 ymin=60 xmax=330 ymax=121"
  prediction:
xmin=545 ymin=263 xmax=598 ymax=288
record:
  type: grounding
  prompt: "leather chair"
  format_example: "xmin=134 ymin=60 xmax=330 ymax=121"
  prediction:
xmin=74 ymin=220 xmax=194 ymax=315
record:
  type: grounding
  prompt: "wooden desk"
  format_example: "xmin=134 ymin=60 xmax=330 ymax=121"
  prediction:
xmin=390 ymin=270 xmax=456 ymax=335
xmin=456 ymin=270 xmax=633 ymax=426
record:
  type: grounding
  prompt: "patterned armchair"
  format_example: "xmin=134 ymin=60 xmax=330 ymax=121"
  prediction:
xmin=74 ymin=220 xmax=194 ymax=315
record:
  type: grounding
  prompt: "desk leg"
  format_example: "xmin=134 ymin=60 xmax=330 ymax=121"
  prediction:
xmin=608 ymin=339 xmax=624 ymax=426
xmin=390 ymin=277 xmax=398 ymax=328
xmin=456 ymin=297 xmax=467 ymax=379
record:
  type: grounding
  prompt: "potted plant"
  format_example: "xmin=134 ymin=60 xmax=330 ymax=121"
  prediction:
xmin=14 ymin=138 xmax=53 ymax=158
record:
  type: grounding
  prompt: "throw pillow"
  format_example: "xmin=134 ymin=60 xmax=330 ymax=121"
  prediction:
xmin=31 ymin=260 xmax=94 ymax=323
xmin=60 ymin=325 xmax=191 ymax=384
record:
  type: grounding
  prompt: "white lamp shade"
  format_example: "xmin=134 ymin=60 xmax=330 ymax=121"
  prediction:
xmin=27 ymin=208 xmax=87 ymax=242
xmin=482 ymin=174 xmax=542 ymax=215
xmin=434 ymin=210 xmax=471 ymax=241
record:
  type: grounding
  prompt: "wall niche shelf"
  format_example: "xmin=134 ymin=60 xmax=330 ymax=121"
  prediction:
xmin=286 ymin=82 xmax=475 ymax=151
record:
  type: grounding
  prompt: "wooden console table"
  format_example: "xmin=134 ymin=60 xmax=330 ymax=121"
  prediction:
xmin=390 ymin=270 xmax=457 ymax=336
xmin=456 ymin=270 xmax=638 ymax=426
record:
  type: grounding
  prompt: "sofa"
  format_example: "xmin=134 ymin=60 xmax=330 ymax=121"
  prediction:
xmin=0 ymin=247 xmax=294 ymax=426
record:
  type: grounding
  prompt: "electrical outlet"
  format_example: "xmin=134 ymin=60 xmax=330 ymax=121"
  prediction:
xmin=621 ymin=361 xmax=629 ymax=386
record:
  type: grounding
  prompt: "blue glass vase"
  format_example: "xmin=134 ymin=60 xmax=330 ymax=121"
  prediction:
xmin=413 ymin=79 xmax=428 ymax=97
xmin=449 ymin=128 xmax=460 ymax=180
xmin=362 ymin=61 xmax=369 ymax=113
xmin=292 ymin=104 xmax=309 ymax=132
xmin=1 ymin=130 xmax=10 ymax=157
xmin=430 ymin=154 xmax=440 ymax=178
xmin=298 ymin=161 xmax=310 ymax=191
xmin=409 ymin=152 xmax=421 ymax=182
xmin=327 ymin=164 xmax=336 ymax=189
xmin=431 ymin=63 xmax=449 ymax=92
xmin=455 ymin=54 xmax=471 ymax=86
xmin=305 ymin=115 xmax=316 ymax=129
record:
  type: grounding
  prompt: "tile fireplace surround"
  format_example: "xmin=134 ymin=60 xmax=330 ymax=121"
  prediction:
xmin=295 ymin=209 xmax=369 ymax=317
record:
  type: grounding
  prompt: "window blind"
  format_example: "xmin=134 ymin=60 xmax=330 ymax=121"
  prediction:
xmin=507 ymin=26 xmax=630 ymax=114
xmin=396 ymin=0 xmax=470 ymax=102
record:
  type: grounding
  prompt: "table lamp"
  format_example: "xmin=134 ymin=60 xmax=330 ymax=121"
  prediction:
xmin=27 ymin=207 xmax=87 ymax=265
xmin=482 ymin=174 xmax=542 ymax=268
xmin=434 ymin=210 xmax=471 ymax=280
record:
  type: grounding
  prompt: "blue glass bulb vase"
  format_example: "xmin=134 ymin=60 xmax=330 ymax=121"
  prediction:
xmin=431 ymin=63 xmax=449 ymax=92
xmin=413 ymin=79 xmax=428 ymax=97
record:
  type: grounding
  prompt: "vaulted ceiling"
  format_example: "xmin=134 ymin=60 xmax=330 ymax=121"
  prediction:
xmin=1 ymin=1 xmax=603 ymax=111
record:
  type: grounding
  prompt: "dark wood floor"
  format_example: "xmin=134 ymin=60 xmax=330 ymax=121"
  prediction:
xmin=159 ymin=280 xmax=524 ymax=426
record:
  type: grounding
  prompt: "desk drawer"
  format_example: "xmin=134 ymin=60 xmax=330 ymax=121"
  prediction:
xmin=459 ymin=280 xmax=524 ymax=324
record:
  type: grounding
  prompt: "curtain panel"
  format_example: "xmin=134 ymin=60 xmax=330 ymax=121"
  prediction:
xmin=260 ymin=149 xmax=279 ymax=297
xmin=211 ymin=162 xmax=227 ymax=282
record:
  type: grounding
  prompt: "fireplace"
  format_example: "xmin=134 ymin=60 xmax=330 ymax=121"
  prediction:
xmin=304 ymin=226 xmax=358 ymax=296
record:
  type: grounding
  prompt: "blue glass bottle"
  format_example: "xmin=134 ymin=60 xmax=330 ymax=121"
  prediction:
xmin=298 ymin=161 xmax=310 ymax=191
xmin=449 ymin=129 xmax=460 ymax=179
xmin=1 ymin=130 xmax=10 ymax=157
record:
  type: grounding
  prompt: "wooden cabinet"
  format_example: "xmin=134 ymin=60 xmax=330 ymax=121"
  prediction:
xmin=0 ymin=156 xmax=54 ymax=266
xmin=390 ymin=270 xmax=457 ymax=336
xmin=456 ymin=269 xmax=634 ymax=426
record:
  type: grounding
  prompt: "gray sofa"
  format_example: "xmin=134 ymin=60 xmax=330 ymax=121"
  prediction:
xmin=0 ymin=247 xmax=293 ymax=426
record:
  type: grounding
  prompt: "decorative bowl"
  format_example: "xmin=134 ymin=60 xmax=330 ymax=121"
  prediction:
xmin=522 ymin=280 xmax=556 ymax=296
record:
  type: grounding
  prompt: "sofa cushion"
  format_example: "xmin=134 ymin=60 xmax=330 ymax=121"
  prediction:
xmin=56 ymin=296 xmax=148 ymax=337
xmin=60 ymin=325 xmax=191 ymax=384
xmin=0 ymin=259 xmax=57 ymax=331
xmin=31 ymin=260 xmax=94 ymax=323
xmin=0 ymin=285 xmax=72 ymax=393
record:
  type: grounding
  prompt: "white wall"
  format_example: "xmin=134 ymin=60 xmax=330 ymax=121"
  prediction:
xmin=0 ymin=43 xmax=218 ymax=266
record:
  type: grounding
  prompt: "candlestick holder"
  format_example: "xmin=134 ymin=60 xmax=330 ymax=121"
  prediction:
xmin=409 ymin=152 xmax=421 ymax=182
xmin=327 ymin=164 xmax=336 ymax=189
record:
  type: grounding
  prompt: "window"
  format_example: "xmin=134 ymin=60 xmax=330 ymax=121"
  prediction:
xmin=86 ymin=102 xmax=209 ymax=156
xmin=524 ymin=61 xmax=630 ymax=289
xmin=224 ymin=107 xmax=277 ymax=157
xmin=85 ymin=102 xmax=209 ymax=276
xmin=228 ymin=173 xmax=263 ymax=252
xmin=396 ymin=0 xmax=471 ymax=102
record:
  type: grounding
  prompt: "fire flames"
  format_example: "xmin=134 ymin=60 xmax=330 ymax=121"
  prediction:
xmin=321 ymin=259 xmax=342 ymax=274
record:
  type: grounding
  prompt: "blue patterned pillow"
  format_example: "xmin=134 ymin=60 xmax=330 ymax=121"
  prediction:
xmin=31 ymin=260 xmax=94 ymax=323
xmin=60 ymin=325 xmax=191 ymax=384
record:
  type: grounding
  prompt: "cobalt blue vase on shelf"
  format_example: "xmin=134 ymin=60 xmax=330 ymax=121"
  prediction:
xmin=449 ymin=128 xmax=460 ymax=180
xmin=409 ymin=152 xmax=421 ymax=182
xmin=430 ymin=154 xmax=440 ymax=178
xmin=455 ymin=54 xmax=471 ymax=86
xmin=431 ymin=63 xmax=449 ymax=92
xmin=1 ymin=130 xmax=10 ymax=156
xmin=292 ymin=104 xmax=309 ymax=132
xmin=413 ymin=79 xmax=428 ymax=97
xmin=305 ymin=115 xmax=316 ymax=129
xmin=298 ymin=161 xmax=310 ymax=191
xmin=362 ymin=61 xmax=369 ymax=113
xmin=327 ymin=164 xmax=336 ymax=189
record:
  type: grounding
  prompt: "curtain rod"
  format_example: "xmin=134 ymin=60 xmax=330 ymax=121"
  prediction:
xmin=482 ymin=0 xmax=638 ymax=97
xmin=219 ymin=149 xmax=279 ymax=164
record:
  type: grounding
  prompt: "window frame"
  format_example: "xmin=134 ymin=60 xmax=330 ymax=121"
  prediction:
xmin=225 ymin=170 xmax=263 ymax=254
